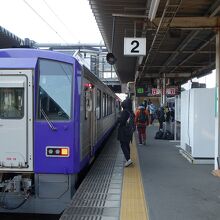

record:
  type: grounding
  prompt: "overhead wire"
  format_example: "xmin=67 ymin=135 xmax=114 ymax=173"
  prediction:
xmin=23 ymin=0 xmax=68 ymax=43
xmin=42 ymin=0 xmax=79 ymax=42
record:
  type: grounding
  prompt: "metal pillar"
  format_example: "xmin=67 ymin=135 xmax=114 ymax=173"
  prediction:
xmin=174 ymin=96 xmax=177 ymax=141
xmin=162 ymin=73 xmax=166 ymax=106
xmin=215 ymin=31 xmax=220 ymax=170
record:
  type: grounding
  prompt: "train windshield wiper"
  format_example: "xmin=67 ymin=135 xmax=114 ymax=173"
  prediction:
xmin=40 ymin=108 xmax=57 ymax=131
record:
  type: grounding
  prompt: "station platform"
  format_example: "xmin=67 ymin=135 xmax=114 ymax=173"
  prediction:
xmin=60 ymin=125 xmax=220 ymax=220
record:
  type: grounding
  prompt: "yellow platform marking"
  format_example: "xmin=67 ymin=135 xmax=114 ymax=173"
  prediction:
xmin=120 ymin=137 xmax=149 ymax=220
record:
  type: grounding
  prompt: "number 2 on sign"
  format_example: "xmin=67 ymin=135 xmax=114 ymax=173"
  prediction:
xmin=131 ymin=40 xmax=139 ymax=53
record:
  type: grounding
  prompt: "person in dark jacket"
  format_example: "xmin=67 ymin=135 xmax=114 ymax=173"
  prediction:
xmin=117 ymin=98 xmax=133 ymax=167
xmin=157 ymin=107 xmax=165 ymax=130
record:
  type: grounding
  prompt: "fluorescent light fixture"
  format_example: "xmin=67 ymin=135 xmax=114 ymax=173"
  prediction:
xmin=149 ymin=0 xmax=160 ymax=21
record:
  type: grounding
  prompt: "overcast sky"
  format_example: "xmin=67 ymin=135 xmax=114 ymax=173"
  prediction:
xmin=0 ymin=0 xmax=103 ymax=44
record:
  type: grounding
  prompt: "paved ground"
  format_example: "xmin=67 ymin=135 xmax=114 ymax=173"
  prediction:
xmin=136 ymin=125 xmax=220 ymax=220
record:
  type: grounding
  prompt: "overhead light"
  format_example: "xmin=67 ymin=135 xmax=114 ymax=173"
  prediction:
xmin=149 ymin=0 xmax=160 ymax=21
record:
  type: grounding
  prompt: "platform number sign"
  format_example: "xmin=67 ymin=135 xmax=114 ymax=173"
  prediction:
xmin=124 ymin=38 xmax=146 ymax=56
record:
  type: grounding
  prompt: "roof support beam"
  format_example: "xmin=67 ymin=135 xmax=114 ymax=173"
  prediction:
xmin=191 ymin=62 xmax=215 ymax=78
xmin=142 ymin=73 xmax=191 ymax=78
xmin=152 ymin=17 xmax=220 ymax=29
xmin=158 ymin=50 xmax=215 ymax=54
xmin=112 ymin=13 xmax=148 ymax=18
xmin=149 ymin=65 xmax=210 ymax=68
xmin=138 ymin=0 xmax=183 ymax=81
xmin=157 ymin=0 xmax=220 ymax=79
xmin=206 ymin=0 xmax=220 ymax=16
xmin=168 ymin=35 xmax=215 ymax=74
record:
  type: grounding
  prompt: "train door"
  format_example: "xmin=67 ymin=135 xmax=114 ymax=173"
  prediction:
xmin=92 ymin=88 xmax=98 ymax=150
xmin=0 ymin=70 xmax=33 ymax=171
xmin=84 ymin=82 xmax=96 ymax=156
xmin=91 ymin=87 xmax=97 ymax=154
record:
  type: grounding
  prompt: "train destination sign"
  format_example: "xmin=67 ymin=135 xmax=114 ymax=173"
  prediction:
xmin=124 ymin=37 xmax=146 ymax=56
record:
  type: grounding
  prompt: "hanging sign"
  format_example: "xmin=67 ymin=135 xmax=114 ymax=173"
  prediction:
xmin=136 ymin=85 xmax=149 ymax=97
xmin=151 ymin=87 xmax=178 ymax=96
xmin=124 ymin=38 xmax=146 ymax=56
xmin=166 ymin=87 xmax=176 ymax=95
xmin=152 ymin=88 xmax=160 ymax=95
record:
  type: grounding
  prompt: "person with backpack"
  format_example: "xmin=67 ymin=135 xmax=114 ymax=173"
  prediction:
xmin=135 ymin=103 xmax=149 ymax=145
xmin=117 ymin=98 xmax=134 ymax=167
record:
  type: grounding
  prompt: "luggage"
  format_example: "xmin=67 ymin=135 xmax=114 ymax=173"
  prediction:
xmin=155 ymin=130 xmax=164 ymax=139
xmin=155 ymin=130 xmax=174 ymax=140
xmin=162 ymin=130 xmax=174 ymax=140
xmin=165 ymin=130 xmax=174 ymax=140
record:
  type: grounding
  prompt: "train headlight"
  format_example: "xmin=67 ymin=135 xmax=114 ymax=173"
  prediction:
xmin=46 ymin=146 xmax=69 ymax=157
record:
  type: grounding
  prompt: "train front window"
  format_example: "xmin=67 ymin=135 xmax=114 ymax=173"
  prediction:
xmin=37 ymin=59 xmax=73 ymax=121
xmin=0 ymin=88 xmax=24 ymax=119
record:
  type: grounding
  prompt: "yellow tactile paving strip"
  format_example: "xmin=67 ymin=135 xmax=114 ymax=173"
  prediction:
xmin=120 ymin=137 xmax=149 ymax=220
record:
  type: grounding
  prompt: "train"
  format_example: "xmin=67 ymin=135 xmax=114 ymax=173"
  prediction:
xmin=0 ymin=48 xmax=120 ymax=214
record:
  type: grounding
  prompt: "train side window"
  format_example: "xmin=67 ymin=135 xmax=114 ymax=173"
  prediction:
xmin=102 ymin=93 xmax=106 ymax=117
xmin=37 ymin=59 xmax=73 ymax=121
xmin=0 ymin=88 xmax=24 ymax=119
xmin=84 ymin=89 xmax=92 ymax=120
xmin=107 ymin=95 xmax=111 ymax=115
xmin=107 ymin=95 xmax=112 ymax=115
xmin=110 ymin=97 xmax=113 ymax=114
xmin=96 ymin=89 xmax=101 ymax=119
xmin=106 ymin=94 xmax=109 ymax=115
xmin=84 ymin=82 xmax=94 ymax=120
xmin=105 ymin=94 xmax=107 ymax=116
xmin=106 ymin=94 xmax=108 ymax=115
xmin=113 ymin=98 xmax=116 ymax=113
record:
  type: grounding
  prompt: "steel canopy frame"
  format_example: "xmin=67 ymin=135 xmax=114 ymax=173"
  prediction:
xmin=89 ymin=0 xmax=220 ymax=86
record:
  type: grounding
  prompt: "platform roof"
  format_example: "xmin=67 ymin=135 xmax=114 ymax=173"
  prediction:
xmin=89 ymin=0 xmax=220 ymax=86
xmin=0 ymin=26 xmax=24 ymax=49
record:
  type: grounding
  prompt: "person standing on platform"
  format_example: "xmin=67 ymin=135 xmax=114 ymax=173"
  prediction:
xmin=149 ymin=103 xmax=157 ymax=124
xmin=117 ymin=98 xmax=134 ymax=167
xmin=157 ymin=107 xmax=165 ymax=130
xmin=143 ymin=99 xmax=148 ymax=109
xmin=135 ymin=104 xmax=149 ymax=145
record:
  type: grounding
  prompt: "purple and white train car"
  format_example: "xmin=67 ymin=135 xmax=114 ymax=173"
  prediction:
xmin=0 ymin=48 xmax=119 ymax=213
